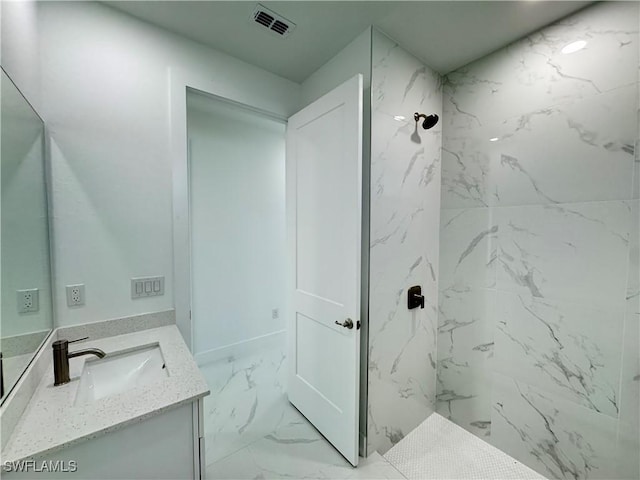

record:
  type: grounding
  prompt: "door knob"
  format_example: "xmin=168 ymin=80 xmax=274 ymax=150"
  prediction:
xmin=335 ymin=318 xmax=354 ymax=329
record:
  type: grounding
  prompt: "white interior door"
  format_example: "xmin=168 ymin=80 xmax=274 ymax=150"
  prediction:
xmin=286 ymin=74 xmax=363 ymax=466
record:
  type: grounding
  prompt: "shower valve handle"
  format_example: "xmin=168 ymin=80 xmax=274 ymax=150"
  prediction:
xmin=408 ymin=286 xmax=425 ymax=310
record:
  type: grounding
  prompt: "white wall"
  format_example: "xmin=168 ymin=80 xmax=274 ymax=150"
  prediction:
xmin=1 ymin=1 xmax=301 ymax=327
xmin=187 ymin=92 xmax=286 ymax=355
xmin=0 ymin=1 xmax=41 ymax=109
xmin=300 ymin=28 xmax=372 ymax=106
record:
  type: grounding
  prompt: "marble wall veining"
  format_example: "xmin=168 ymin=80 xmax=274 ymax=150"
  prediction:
xmin=199 ymin=332 xmax=288 ymax=466
xmin=437 ymin=2 xmax=640 ymax=479
xmin=366 ymin=29 xmax=442 ymax=456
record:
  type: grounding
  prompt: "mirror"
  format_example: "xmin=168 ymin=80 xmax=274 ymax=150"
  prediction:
xmin=1 ymin=68 xmax=54 ymax=401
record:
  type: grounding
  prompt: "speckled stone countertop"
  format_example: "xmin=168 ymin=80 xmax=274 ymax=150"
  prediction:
xmin=1 ymin=325 xmax=209 ymax=464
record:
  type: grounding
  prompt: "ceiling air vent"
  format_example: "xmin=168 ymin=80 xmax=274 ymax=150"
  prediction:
xmin=251 ymin=4 xmax=296 ymax=38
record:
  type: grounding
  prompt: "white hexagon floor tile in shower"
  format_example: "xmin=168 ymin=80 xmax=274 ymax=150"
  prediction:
xmin=383 ymin=413 xmax=544 ymax=480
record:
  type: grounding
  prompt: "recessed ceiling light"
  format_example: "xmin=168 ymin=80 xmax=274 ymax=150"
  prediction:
xmin=561 ymin=40 xmax=587 ymax=54
xmin=393 ymin=115 xmax=406 ymax=122
xmin=489 ymin=137 xmax=499 ymax=142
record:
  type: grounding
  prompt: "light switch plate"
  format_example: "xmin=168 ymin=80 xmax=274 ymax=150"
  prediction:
xmin=131 ymin=276 xmax=165 ymax=299
xmin=17 ymin=289 xmax=39 ymax=313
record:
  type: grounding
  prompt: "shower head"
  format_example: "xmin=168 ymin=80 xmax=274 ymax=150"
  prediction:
xmin=414 ymin=112 xmax=439 ymax=130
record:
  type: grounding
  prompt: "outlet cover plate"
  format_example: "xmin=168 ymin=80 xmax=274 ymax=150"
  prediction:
xmin=17 ymin=289 xmax=39 ymax=313
xmin=131 ymin=276 xmax=165 ymax=299
xmin=66 ymin=284 xmax=85 ymax=307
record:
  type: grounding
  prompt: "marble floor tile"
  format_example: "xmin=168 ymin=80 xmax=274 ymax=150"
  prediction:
xmin=202 ymin=339 xmax=405 ymax=480
xmin=207 ymin=402 xmax=405 ymax=480
xmin=346 ymin=454 xmax=406 ymax=480
xmin=206 ymin=446 xmax=262 ymax=480
xmin=200 ymin=335 xmax=288 ymax=464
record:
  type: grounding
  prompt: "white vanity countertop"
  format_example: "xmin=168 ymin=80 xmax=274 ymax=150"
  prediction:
xmin=1 ymin=325 xmax=209 ymax=463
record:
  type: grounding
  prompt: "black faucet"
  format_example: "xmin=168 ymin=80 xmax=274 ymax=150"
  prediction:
xmin=53 ymin=337 xmax=106 ymax=386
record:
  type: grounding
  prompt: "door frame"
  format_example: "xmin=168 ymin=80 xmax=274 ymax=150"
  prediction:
xmin=169 ymin=68 xmax=290 ymax=350
xmin=170 ymin=68 xmax=294 ymax=478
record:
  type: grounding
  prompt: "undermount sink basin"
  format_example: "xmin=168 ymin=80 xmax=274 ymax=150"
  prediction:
xmin=75 ymin=344 xmax=168 ymax=405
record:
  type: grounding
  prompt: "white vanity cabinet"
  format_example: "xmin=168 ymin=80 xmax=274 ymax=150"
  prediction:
xmin=3 ymin=399 xmax=205 ymax=480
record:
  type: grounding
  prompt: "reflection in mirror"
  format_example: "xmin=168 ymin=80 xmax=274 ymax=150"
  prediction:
xmin=1 ymin=68 xmax=54 ymax=401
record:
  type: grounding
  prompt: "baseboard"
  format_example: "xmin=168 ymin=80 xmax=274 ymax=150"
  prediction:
xmin=195 ymin=329 xmax=286 ymax=366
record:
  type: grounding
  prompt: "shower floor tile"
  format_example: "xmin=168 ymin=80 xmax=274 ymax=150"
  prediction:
xmin=383 ymin=413 xmax=544 ymax=480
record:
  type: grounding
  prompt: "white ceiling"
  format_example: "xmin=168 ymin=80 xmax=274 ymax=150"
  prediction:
xmin=105 ymin=1 xmax=592 ymax=83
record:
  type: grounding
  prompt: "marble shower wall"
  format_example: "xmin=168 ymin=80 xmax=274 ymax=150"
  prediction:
xmin=366 ymin=29 xmax=442 ymax=455
xmin=437 ymin=2 xmax=640 ymax=479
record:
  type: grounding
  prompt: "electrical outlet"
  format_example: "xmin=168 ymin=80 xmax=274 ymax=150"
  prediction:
xmin=272 ymin=308 xmax=279 ymax=319
xmin=66 ymin=284 xmax=85 ymax=307
xmin=17 ymin=289 xmax=39 ymax=313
